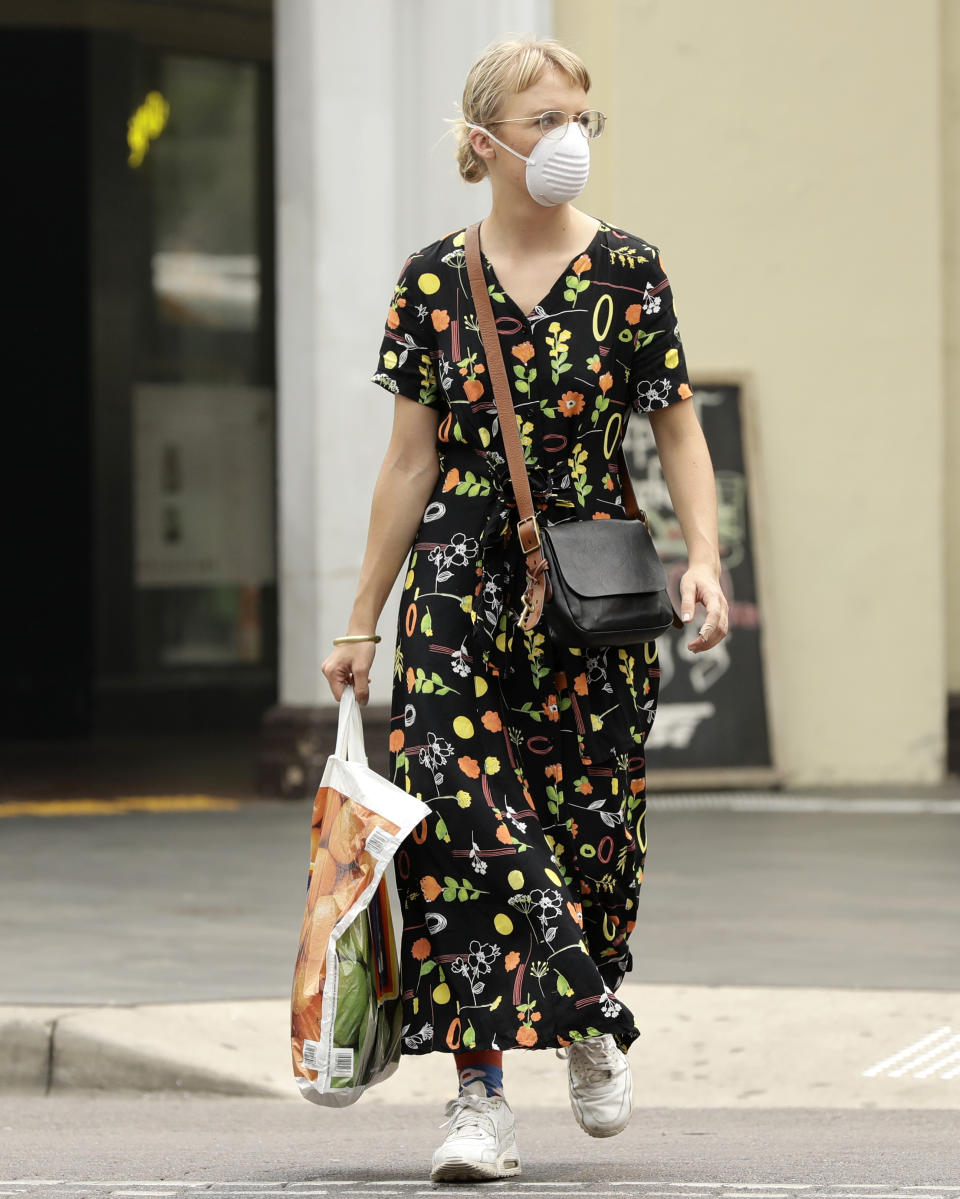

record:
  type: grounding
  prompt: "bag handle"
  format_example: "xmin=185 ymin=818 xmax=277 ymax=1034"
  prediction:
xmin=465 ymin=223 xmax=550 ymax=632
xmin=334 ymin=685 xmax=368 ymax=765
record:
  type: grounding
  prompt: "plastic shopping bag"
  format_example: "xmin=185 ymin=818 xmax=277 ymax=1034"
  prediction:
xmin=291 ymin=686 xmax=429 ymax=1107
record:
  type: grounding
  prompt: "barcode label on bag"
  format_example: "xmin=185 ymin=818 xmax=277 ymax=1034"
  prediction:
xmin=365 ymin=827 xmax=393 ymax=858
xmin=331 ymin=1048 xmax=354 ymax=1078
xmin=301 ymin=1039 xmax=322 ymax=1070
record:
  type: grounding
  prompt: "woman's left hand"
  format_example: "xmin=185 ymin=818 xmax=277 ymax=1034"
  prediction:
xmin=679 ymin=565 xmax=729 ymax=653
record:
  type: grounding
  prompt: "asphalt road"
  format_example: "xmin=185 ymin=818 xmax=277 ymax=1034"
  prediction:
xmin=1 ymin=1094 xmax=959 ymax=1197
xmin=1 ymin=800 xmax=958 ymax=1005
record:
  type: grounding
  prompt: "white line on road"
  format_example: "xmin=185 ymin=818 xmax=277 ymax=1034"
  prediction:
xmin=889 ymin=1034 xmax=960 ymax=1078
xmin=862 ymin=1026 xmax=953 ymax=1077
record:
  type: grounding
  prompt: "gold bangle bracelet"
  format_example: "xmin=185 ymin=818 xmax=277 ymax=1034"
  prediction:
xmin=332 ymin=634 xmax=382 ymax=646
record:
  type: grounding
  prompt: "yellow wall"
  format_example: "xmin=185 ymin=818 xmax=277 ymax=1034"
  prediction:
xmin=944 ymin=0 xmax=960 ymax=695
xmin=556 ymin=0 xmax=947 ymax=784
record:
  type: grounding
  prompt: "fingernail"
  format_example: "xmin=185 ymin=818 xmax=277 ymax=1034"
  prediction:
xmin=682 ymin=612 xmax=691 ymax=621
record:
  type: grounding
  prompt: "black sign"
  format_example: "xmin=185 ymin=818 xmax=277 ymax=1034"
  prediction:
xmin=622 ymin=381 xmax=776 ymax=780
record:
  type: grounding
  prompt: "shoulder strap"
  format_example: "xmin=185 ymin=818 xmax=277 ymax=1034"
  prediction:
xmin=464 ymin=223 xmax=549 ymax=632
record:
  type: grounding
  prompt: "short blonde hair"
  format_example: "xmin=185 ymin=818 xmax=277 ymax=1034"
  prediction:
xmin=455 ymin=37 xmax=591 ymax=184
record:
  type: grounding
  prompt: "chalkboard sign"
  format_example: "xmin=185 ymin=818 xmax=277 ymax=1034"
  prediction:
xmin=622 ymin=379 xmax=778 ymax=786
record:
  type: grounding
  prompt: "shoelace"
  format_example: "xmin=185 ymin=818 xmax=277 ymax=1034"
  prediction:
xmin=439 ymin=1090 xmax=498 ymax=1137
xmin=562 ymin=1035 xmax=621 ymax=1089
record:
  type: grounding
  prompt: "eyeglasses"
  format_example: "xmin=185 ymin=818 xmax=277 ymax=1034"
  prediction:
xmin=486 ymin=109 xmax=606 ymax=141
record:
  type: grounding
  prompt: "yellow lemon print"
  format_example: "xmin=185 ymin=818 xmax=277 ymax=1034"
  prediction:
xmin=493 ymin=913 xmax=514 ymax=936
xmin=479 ymin=427 xmax=491 ymax=447
xmin=418 ymin=272 xmax=441 ymax=295
xmin=484 ymin=756 xmax=500 ymax=775
xmin=383 ymin=350 xmax=398 ymax=370
xmin=456 ymin=790 xmax=472 ymax=808
xmin=544 ymin=868 xmax=562 ymax=886
xmin=508 ymin=869 xmax=525 ymax=890
xmin=433 ymin=983 xmax=451 ymax=1005
xmin=453 ymin=716 xmax=474 ymax=739
xmin=474 ymin=676 xmax=488 ymax=697
xmin=664 ymin=348 xmax=679 ymax=369
xmin=404 ymin=569 xmax=414 ymax=588
xmin=453 ymin=231 xmax=465 ymax=247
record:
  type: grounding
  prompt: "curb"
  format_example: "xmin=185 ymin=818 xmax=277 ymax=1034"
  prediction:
xmin=0 ymin=1001 xmax=291 ymax=1098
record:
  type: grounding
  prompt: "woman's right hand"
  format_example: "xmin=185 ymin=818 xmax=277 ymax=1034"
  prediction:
xmin=321 ymin=642 xmax=378 ymax=705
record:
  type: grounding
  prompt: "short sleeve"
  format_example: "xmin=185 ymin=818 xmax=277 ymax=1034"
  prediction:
xmin=371 ymin=261 xmax=441 ymax=406
xmin=629 ymin=251 xmax=694 ymax=414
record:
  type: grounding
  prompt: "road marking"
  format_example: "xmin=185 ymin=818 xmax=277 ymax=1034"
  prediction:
xmin=0 ymin=797 xmax=241 ymax=819
xmin=651 ymin=794 xmax=960 ymax=815
xmin=863 ymin=1026 xmax=956 ymax=1078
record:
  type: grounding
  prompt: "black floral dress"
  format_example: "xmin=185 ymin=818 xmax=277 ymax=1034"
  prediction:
xmin=372 ymin=221 xmax=691 ymax=1056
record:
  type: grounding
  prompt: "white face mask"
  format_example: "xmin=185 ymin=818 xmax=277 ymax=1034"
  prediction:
xmin=467 ymin=120 xmax=591 ymax=207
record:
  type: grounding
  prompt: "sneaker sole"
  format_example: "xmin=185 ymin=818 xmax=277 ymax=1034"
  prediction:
xmin=430 ymin=1148 xmax=522 ymax=1182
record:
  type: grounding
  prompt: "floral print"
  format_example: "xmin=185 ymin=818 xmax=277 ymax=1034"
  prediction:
xmin=373 ymin=221 xmax=691 ymax=1055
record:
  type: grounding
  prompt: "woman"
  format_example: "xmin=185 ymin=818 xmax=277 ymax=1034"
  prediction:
xmin=322 ymin=36 xmax=728 ymax=1183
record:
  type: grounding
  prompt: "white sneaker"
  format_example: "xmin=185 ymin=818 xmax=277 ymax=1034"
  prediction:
xmin=564 ymin=1033 xmax=633 ymax=1137
xmin=430 ymin=1080 xmax=522 ymax=1182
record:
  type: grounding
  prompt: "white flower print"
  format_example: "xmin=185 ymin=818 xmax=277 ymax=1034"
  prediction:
xmin=635 ymin=377 xmax=672 ymax=412
xmin=419 ymin=731 xmax=454 ymax=784
xmin=451 ymin=939 xmax=501 ymax=997
xmin=402 ymin=1021 xmax=434 ymax=1050
xmin=428 ymin=532 xmax=479 ymax=584
xmin=450 ymin=639 xmax=471 ymax=678
xmin=468 ymin=835 xmax=488 ymax=876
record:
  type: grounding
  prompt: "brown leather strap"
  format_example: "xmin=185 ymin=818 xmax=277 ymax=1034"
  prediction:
xmin=465 ymin=222 xmax=549 ymax=632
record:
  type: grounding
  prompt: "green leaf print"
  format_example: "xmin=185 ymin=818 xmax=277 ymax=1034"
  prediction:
xmin=441 ymin=876 xmax=482 ymax=902
xmin=555 ymin=971 xmax=574 ymax=997
xmin=435 ymin=816 xmax=450 ymax=843
xmin=420 ymin=607 xmax=433 ymax=637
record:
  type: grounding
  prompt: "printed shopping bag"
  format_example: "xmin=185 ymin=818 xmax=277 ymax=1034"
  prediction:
xmin=291 ymin=686 xmax=429 ymax=1107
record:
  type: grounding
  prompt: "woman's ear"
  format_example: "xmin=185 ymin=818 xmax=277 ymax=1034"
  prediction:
xmin=469 ymin=127 xmax=496 ymax=162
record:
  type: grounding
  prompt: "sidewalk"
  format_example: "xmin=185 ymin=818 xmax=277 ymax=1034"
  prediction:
xmin=2 ymin=792 xmax=959 ymax=1103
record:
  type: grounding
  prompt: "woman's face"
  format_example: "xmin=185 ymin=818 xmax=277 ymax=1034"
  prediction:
xmin=477 ymin=66 xmax=590 ymax=193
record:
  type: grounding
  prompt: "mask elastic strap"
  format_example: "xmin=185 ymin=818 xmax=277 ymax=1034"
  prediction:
xmin=464 ymin=122 xmax=531 ymax=165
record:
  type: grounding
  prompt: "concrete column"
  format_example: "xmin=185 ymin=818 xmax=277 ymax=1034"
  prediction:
xmin=262 ymin=0 xmax=551 ymax=795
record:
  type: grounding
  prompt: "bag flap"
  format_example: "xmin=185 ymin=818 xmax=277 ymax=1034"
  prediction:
xmin=542 ymin=519 xmax=668 ymax=598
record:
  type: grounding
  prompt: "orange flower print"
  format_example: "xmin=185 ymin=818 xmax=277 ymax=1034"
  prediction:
xmin=386 ymin=306 xmax=400 ymax=329
xmin=598 ymin=372 xmax=613 ymax=394
xmin=592 ymin=512 xmax=611 ymax=519
xmin=557 ymin=391 xmax=585 ymax=418
xmin=496 ymin=824 xmax=513 ymax=845
xmin=463 ymin=379 xmax=485 ymax=403
xmin=511 ymin=341 xmax=536 ymax=364
xmin=571 ymin=253 xmax=591 ymax=275
xmin=406 ymin=666 xmax=416 ymax=691
xmin=575 ymin=778 xmax=593 ymax=795
xmin=431 ymin=309 xmax=450 ymax=332
xmin=516 ymin=1025 xmax=538 ymax=1047
xmin=573 ymin=673 xmax=589 ymax=696
xmin=587 ymin=354 xmax=601 ymax=373
xmin=678 ymin=382 xmax=693 ymax=400
xmin=458 ymin=756 xmax=481 ymax=779
xmin=411 ymin=937 xmax=431 ymax=961
xmin=625 ymin=303 xmax=643 ymax=325
xmin=504 ymin=951 xmax=521 ymax=972
xmin=420 ymin=876 xmax=442 ymax=902
xmin=604 ymin=475 xmax=615 ymax=491
xmin=544 ymin=763 xmax=562 ymax=782
xmin=542 ymin=695 xmax=560 ymax=722
xmin=389 ymin=729 xmax=405 ymax=752
xmin=481 ymin=709 xmax=502 ymax=733
xmin=442 ymin=468 xmax=461 ymax=492
xmin=531 ymin=1011 xmax=541 ymax=1022
xmin=630 ymin=777 xmax=646 ymax=795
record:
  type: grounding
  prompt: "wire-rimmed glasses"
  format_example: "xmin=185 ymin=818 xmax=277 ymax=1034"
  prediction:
xmin=487 ymin=109 xmax=606 ymax=140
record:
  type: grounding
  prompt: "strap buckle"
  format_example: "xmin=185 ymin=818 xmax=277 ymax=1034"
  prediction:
xmin=517 ymin=515 xmax=541 ymax=554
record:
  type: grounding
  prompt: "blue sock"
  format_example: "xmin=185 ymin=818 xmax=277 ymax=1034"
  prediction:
xmin=458 ymin=1063 xmax=504 ymax=1098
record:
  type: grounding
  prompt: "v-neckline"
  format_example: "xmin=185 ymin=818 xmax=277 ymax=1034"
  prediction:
xmin=479 ymin=223 xmax=603 ymax=322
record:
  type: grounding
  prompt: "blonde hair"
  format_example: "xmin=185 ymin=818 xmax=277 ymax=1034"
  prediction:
xmin=455 ymin=36 xmax=591 ymax=184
